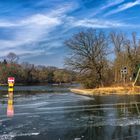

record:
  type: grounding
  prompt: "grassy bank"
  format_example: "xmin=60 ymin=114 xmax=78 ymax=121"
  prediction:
xmin=70 ymin=86 xmax=140 ymax=96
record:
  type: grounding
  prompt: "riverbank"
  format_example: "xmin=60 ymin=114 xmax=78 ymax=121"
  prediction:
xmin=70 ymin=86 xmax=140 ymax=96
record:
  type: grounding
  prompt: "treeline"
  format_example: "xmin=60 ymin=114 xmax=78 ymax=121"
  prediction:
xmin=65 ymin=30 xmax=140 ymax=88
xmin=0 ymin=57 xmax=76 ymax=84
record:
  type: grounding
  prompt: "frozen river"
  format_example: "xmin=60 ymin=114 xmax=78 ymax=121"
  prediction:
xmin=0 ymin=85 xmax=140 ymax=140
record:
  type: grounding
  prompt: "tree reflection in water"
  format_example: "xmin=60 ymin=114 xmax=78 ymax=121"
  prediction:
xmin=81 ymin=98 xmax=140 ymax=140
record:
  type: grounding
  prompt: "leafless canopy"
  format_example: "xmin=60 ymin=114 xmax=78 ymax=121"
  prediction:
xmin=6 ymin=52 xmax=19 ymax=63
xmin=65 ymin=29 xmax=109 ymax=87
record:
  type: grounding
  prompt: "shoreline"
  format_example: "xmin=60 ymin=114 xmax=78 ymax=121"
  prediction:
xmin=70 ymin=86 xmax=140 ymax=96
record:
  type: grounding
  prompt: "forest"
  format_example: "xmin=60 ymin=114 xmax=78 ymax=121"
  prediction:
xmin=0 ymin=53 xmax=76 ymax=84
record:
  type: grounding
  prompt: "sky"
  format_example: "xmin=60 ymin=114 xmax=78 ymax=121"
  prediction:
xmin=0 ymin=0 xmax=140 ymax=67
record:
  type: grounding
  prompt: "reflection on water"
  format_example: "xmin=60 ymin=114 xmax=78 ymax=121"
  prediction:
xmin=78 ymin=96 xmax=140 ymax=140
xmin=7 ymin=91 xmax=14 ymax=117
xmin=1 ymin=86 xmax=140 ymax=139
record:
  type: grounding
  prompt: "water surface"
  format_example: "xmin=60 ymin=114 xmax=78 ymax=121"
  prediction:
xmin=0 ymin=85 xmax=140 ymax=140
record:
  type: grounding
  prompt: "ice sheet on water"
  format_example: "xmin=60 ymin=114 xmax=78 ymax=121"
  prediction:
xmin=0 ymin=132 xmax=40 ymax=140
xmin=93 ymin=117 xmax=140 ymax=126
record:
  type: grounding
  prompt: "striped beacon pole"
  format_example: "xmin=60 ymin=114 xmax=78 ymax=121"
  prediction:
xmin=8 ymin=77 xmax=15 ymax=91
xmin=7 ymin=77 xmax=15 ymax=117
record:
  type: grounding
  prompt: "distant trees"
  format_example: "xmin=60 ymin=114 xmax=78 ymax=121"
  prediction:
xmin=53 ymin=69 xmax=74 ymax=84
xmin=65 ymin=29 xmax=140 ymax=88
xmin=0 ymin=61 xmax=21 ymax=83
xmin=0 ymin=56 xmax=76 ymax=84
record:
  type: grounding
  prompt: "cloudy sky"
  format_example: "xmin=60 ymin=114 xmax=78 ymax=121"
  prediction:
xmin=0 ymin=0 xmax=140 ymax=67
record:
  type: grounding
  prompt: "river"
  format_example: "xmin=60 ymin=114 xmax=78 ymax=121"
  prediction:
xmin=0 ymin=85 xmax=140 ymax=140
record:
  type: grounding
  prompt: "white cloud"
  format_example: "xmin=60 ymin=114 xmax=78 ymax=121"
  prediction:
xmin=15 ymin=14 xmax=62 ymax=45
xmin=0 ymin=21 xmax=16 ymax=27
xmin=92 ymin=0 xmax=124 ymax=16
xmin=72 ymin=18 xmax=129 ymax=28
xmin=105 ymin=0 xmax=140 ymax=16
xmin=20 ymin=14 xmax=60 ymax=26
xmin=0 ymin=13 xmax=61 ymax=28
xmin=0 ymin=14 xmax=61 ymax=52
xmin=0 ymin=5 xmax=73 ymax=57
xmin=101 ymin=0 xmax=124 ymax=9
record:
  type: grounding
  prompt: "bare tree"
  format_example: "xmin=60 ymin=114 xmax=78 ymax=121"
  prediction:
xmin=110 ymin=32 xmax=126 ymax=83
xmin=110 ymin=32 xmax=125 ymax=55
xmin=125 ymin=32 xmax=140 ymax=80
xmin=65 ymin=30 xmax=109 ymax=88
xmin=6 ymin=52 xmax=19 ymax=63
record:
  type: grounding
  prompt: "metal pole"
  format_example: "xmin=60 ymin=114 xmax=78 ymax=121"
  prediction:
xmin=133 ymin=68 xmax=140 ymax=87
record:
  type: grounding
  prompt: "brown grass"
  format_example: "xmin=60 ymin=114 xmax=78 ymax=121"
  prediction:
xmin=70 ymin=86 xmax=140 ymax=96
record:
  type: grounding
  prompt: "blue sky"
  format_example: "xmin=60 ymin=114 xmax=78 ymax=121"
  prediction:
xmin=0 ymin=0 xmax=140 ymax=67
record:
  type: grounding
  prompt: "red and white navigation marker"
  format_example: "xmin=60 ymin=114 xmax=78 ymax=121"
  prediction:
xmin=8 ymin=77 xmax=15 ymax=84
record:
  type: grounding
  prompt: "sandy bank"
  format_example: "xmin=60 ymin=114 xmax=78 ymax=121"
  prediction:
xmin=70 ymin=86 xmax=140 ymax=96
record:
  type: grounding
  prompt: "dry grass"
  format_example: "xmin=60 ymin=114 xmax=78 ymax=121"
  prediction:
xmin=70 ymin=86 xmax=140 ymax=96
